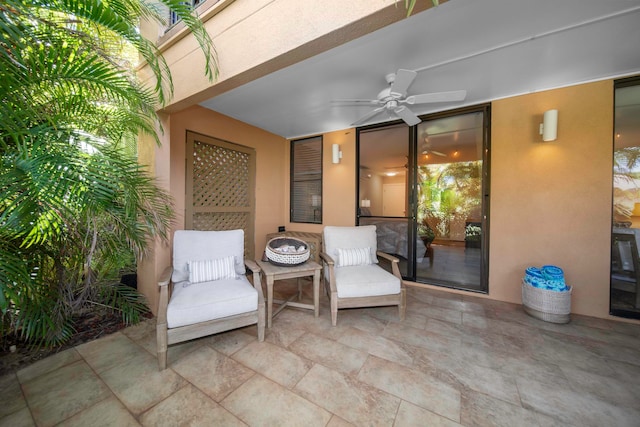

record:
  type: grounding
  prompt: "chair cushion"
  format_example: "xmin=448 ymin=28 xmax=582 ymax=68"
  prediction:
xmin=188 ymin=256 xmax=237 ymax=284
xmin=323 ymin=226 xmax=378 ymax=266
xmin=337 ymin=247 xmax=372 ymax=267
xmin=167 ymin=276 xmax=258 ymax=328
xmin=334 ymin=264 xmax=401 ymax=298
xmin=172 ymin=230 xmax=245 ymax=283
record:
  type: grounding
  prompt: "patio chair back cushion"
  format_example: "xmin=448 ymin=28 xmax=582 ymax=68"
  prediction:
xmin=172 ymin=229 xmax=245 ymax=283
xmin=323 ymin=225 xmax=378 ymax=267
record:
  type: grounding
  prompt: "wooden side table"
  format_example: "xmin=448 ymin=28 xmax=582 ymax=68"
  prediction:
xmin=255 ymin=259 xmax=321 ymax=328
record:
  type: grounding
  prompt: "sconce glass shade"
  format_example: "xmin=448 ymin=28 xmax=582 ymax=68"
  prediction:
xmin=332 ymin=144 xmax=342 ymax=164
xmin=541 ymin=109 xmax=558 ymax=141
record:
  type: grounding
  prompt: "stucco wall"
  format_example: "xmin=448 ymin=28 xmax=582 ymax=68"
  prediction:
xmin=138 ymin=106 xmax=287 ymax=314
xmin=286 ymin=80 xmax=623 ymax=321
xmin=139 ymin=0 xmax=433 ymax=113
xmin=489 ymin=81 xmax=614 ymax=318
xmin=139 ymin=81 xmax=635 ymax=323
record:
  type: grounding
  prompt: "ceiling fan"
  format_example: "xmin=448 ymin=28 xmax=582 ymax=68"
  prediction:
xmin=333 ymin=69 xmax=466 ymax=126
xmin=419 ymin=133 xmax=446 ymax=157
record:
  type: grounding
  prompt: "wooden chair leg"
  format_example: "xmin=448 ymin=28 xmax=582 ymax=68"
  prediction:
xmin=257 ymin=301 xmax=265 ymax=342
xmin=331 ymin=292 xmax=338 ymax=326
xmin=399 ymin=288 xmax=406 ymax=321
xmin=156 ymin=321 xmax=168 ymax=370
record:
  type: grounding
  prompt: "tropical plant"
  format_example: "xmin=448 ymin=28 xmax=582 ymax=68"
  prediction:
xmin=404 ymin=0 xmax=440 ymax=16
xmin=418 ymin=161 xmax=481 ymax=239
xmin=613 ymin=146 xmax=640 ymax=221
xmin=0 ymin=0 xmax=217 ymax=345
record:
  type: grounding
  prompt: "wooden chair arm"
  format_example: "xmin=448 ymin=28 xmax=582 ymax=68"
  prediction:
xmin=158 ymin=266 xmax=173 ymax=287
xmin=376 ymin=251 xmax=402 ymax=279
xmin=157 ymin=266 xmax=173 ymax=325
xmin=319 ymin=251 xmax=335 ymax=266
xmin=320 ymin=252 xmax=337 ymax=294
xmin=376 ymin=251 xmax=399 ymax=263
xmin=244 ymin=260 xmax=264 ymax=302
xmin=245 ymin=259 xmax=260 ymax=274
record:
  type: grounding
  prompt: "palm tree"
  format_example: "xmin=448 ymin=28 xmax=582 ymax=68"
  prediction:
xmin=0 ymin=0 xmax=217 ymax=345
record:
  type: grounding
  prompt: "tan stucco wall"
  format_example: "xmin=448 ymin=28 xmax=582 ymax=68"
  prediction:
xmin=139 ymin=79 xmax=639 ymax=324
xmin=489 ymin=81 xmax=614 ymax=318
xmin=285 ymin=80 xmax=626 ymax=321
xmin=137 ymin=1 xmax=638 ymax=322
xmin=284 ymin=129 xmax=359 ymax=234
xmin=138 ymin=105 xmax=287 ymax=314
xmin=139 ymin=0 xmax=435 ymax=112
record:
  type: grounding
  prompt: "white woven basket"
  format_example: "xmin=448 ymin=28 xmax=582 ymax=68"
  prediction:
xmin=522 ymin=279 xmax=572 ymax=324
xmin=265 ymin=237 xmax=310 ymax=266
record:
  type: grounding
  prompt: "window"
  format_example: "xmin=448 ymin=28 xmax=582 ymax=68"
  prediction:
xmin=290 ymin=136 xmax=322 ymax=223
xmin=611 ymin=76 xmax=640 ymax=319
xmin=169 ymin=0 xmax=207 ymax=27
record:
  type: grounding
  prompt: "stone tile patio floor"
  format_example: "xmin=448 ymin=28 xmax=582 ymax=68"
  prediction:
xmin=1 ymin=284 xmax=640 ymax=426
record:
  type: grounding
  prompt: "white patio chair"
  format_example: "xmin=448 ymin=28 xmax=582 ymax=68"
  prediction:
xmin=320 ymin=225 xmax=406 ymax=326
xmin=156 ymin=229 xmax=265 ymax=370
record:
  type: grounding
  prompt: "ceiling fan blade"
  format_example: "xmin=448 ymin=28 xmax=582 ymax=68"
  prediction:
xmin=431 ymin=150 xmax=446 ymax=157
xmin=390 ymin=69 xmax=417 ymax=97
xmin=351 ymin=106 xmax=386 ymax=126
xmin=394 ymin=106 xmax=421 ymax=126
xmin=405 ymin=90 xmax=467 ymax=105
xmin=331 ymin=99 xmax=380 ymax=105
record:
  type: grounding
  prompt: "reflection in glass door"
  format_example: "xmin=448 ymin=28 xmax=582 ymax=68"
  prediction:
xmin=357 ymin=107 xmax=489 ymax=293
xmin=611 ymin=78 xmax=640 ymax=319
xmin=358 ymin=124 xmax=413 ymax=278
xmin=415 ymin=111 xmax=487 ymax=291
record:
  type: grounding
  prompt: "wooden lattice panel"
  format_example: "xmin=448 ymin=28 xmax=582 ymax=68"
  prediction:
xmin=186 ymin=132 xmax=256 ymax=258
xmin=193 ymin=141 xmax=250 ymax=208
xmin=193 ymin=212 xmax=250 ymax=231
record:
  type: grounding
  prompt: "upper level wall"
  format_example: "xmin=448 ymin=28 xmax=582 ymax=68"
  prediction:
xmin=139 ymin=0 xmax=435 ymax=113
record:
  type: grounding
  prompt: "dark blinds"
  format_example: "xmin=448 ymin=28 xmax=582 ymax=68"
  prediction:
xmin=291 ymin=136 xmax=322 ymax=223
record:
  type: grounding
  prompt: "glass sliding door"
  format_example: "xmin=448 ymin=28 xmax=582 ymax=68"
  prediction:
xmin=611 ymin=77 xmax=640 ymax=319
xmin=415 ymin=110 xmax=487 ymax=291
xmin=358 ymin=124 xmax=413 ymax=278
xmin=357 ymin=106 xmax=489 ymax=292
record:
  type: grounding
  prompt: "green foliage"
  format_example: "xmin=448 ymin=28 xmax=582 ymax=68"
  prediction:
xmin=0 ymin=0 xmax=215 ymax=346
xmin=418 ymin=161 xmax=482 ymax=239
xmin=404 ymin=0 xmax=440 ymax=17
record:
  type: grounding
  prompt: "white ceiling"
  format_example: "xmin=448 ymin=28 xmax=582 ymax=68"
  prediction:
xmin=200 ymin=0 xmax=640 ymax=140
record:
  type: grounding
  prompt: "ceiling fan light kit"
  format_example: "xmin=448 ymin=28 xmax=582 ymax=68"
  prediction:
xmin=333 ymin=68 xmax=467 ymax=126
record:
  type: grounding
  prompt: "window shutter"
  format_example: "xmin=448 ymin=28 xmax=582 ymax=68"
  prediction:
xmin=291 ymin=137 xmax=322 ymax=223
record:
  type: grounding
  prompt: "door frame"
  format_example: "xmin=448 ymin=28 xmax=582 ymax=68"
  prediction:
xmin=355 ymin=104 xmax=491 ymax=293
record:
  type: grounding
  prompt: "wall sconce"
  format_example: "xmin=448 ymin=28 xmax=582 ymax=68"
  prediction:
xmin=539 ymin=109 xmax=558 ymax=141
xmin=361 ymin=199 xmax=370 ymax=208
xmin=332 ymin=144 xmax=342 ymax=164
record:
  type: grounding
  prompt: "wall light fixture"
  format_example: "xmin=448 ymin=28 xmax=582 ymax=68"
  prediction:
xmin=332 ymin=144 xmax=342 ymax=164
xmin=539 ymin=109 xmax=558 ymax=141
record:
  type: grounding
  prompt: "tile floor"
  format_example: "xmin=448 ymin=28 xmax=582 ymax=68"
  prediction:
xmin=1 ymin=284 xmax=640 ymax=427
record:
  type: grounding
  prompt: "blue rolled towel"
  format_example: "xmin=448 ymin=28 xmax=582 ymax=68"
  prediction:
xmin=542 ymin=265 xmax=564 ymax=280
xmin=525 ymin=265 xmax=568 ymax=291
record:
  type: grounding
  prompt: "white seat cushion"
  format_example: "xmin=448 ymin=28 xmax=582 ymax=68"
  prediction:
xmin=334 ymin=264 xmax=401 ymax=298
xmin=167 ymin=277 xmax=258 ymax=329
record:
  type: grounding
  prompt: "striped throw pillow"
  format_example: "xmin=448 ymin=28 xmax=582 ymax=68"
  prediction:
xmin=188 ymin=256 xmax=237 ymax=284
xmin=337 ymin=247 xmax=372 ymax=267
